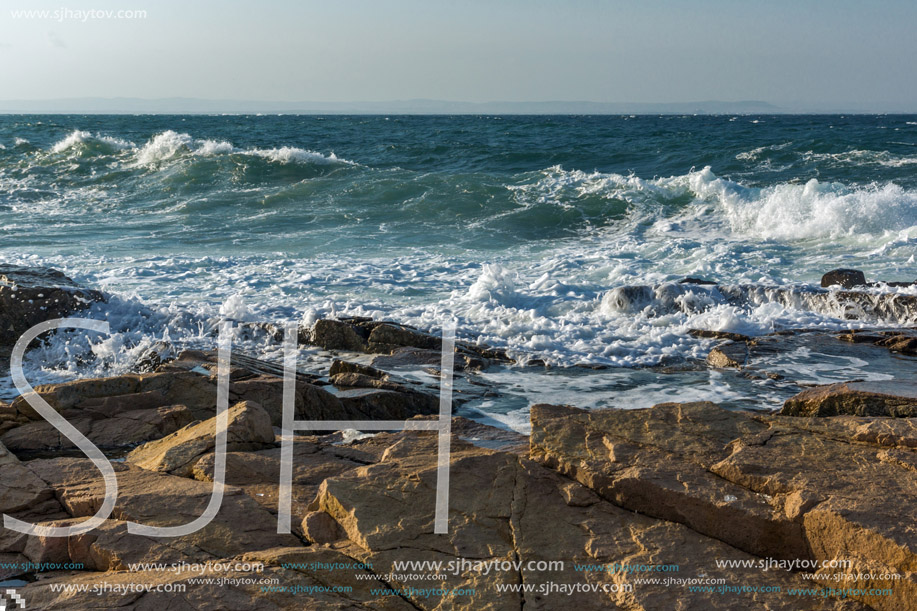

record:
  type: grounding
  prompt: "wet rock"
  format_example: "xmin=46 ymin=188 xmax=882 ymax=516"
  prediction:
xmin=0 ymin=265 xmax=105 ymax=346
xmin=305 ymin=318 xmax=508 ymax=367
xmin=706 ymin=341 xmax=749 ymax=368
xmin=329 ymin=371 xmax=408 ymax=392
xmin=335 ymin=388 xmax=439 ymax=419
xmin=689 ymin=328 xmax=752 ymax=342
xmin=821 ymin=268 xmax=867 ymax=289
xmin=838 ymin=329 xmax=917 ymax=356
xmin=126 ymin=400 xmax=275 ymax=476
xmin=781 ymin=380 xmax=917 ymax=417
xmin=680 ymin=277 xmax=718 ymax=285
xmin=308 ymin=319 xmax=369 ymax=352
xmin=329 ymin=359 xmax=386 ymax=379
xmin=366 ymin=322 xmax=442 ymax=353
xmin=371 ymin=345 xmax=494 ymax=371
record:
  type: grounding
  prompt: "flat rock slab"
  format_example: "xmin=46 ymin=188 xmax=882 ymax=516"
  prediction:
xmin=315 ymin=431 xmax=862 ymax=611
xmin=23 ymin=458 xmax=301 ymax=570
xmin=782 ymin=380 xmax=917 ymax=417
xmin=530 ymin=402 xmax=917 ymax=611
xmin=21 ymin=546 xmax=413 ymax=610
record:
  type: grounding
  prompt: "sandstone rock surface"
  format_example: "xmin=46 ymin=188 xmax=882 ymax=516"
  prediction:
xmin=126 ymin=400 xmax=275 ymax=476
xmin=781 ymin=380 xmax=917 ymax=417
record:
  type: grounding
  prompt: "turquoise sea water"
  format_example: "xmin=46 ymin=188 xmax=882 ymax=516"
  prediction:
xmin=1 ymin=115 xmax=915 ymax=430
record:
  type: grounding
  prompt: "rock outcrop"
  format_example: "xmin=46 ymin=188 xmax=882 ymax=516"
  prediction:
xmin=530 ymin=402 xmax=917 ymax=611
xmin=304 ymin=317 xmax=510 ymax=367
xmin=126 ymin=400 xmax=275 ymax=476
xmin=0 ymin=265 xmax=105 ymax=346
xmin=781 ymin=380 xmax=917 ymax=417
xmin=2 ymin=332 xmax=914 ymax=609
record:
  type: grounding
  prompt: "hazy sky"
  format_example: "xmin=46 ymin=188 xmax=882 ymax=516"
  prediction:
xmin=2 ymin=0 xmax=915 ymax=109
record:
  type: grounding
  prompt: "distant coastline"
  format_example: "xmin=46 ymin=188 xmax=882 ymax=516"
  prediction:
xmin=2 ymin=97 xmax=908 ymax=115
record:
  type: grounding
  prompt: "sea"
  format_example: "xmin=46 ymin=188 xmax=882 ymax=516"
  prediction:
xmin=1 ymin=114 xmax=915 ymax=432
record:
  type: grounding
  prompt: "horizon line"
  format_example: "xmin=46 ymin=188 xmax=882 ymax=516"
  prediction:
xmin=0 ymin=97 xmax=914 ymax=115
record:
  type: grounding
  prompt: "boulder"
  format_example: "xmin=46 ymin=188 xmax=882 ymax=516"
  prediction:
xmin=781 ymin=380 xmax=917 ymax=417
xmin=329 ymin=359 xmax=386 ymax=379
xmin=308 ymin=319 xmax=369 ymax=352
xmin=300 ymin=510 xmax=344 ymax=544
xmin=0 ymin=265 xmax=105 ymax=346
xmin=126 ymin=400 xmax=275 ymax=476
xmin=706 ymin=341 xmax=749 ymax=368
xmin=821 ymin=269 xmax=867 ymax=289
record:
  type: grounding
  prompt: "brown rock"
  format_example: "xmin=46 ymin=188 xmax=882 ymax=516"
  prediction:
xmin=530 ymin=402 xmax=808 ymax=561
xmin=316 ymin=430 xmax=859 ymax=610
xmin=329 ymin=371 xmax=406 ymax=391
xmin=689 ymin=328 xmax=752 ymax=342
xmin=22 ymin=545 xmax=413 ymax=610
xmin=781 ymin=380 xmax=917 ymax=417
xmin=335 ymin=387 xmax=438 ymax=419
xmin=301 ymin=510 xmax=344 ymax=544
xmin=531 ymin=402 xmax=917 ymax=611
xmin=309 ymin=319 xmax=368 ymax=352
xmin=706 ymin=341 xmax=749 ymax=368
xmin=1 ymin=404 xmax=193 ymax=452
xmin=0 ymin=440 xmax=69 ymax=554
xmin=329 ymin=359 xmax=386 ymax=379
xmin=190 ymin=437 xmax=370 ymax=529
xmin=25 ymin=458 xmax=300 ymax=570
xmin=366 ymin=322 xmax=441 ymax=353
xmin=126 ymin=400 xmax=275 ymax=476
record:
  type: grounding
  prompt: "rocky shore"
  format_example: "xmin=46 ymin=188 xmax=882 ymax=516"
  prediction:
xmin=0 ymin=267 xmax=915 ymax=610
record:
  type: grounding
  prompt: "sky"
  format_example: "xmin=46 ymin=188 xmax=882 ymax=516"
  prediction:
xmin=1 ymin=0 xmax=916 ymax=111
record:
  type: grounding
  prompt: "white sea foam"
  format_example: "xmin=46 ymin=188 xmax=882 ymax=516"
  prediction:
xmin=134 ymin=130 xmax=194 ymax=164
xmin=129 ymin=131 xmax=353 ymax=166
xmin=244 ymin=146 xmax=353 ymax=165
xmin=50 ymin=130 xmax=134 ymax=153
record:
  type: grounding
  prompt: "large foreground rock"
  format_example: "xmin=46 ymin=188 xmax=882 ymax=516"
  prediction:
xmin=530 ymin=402 xmax=917 ymax=611
xmin=781 ymin=380 xmax=917 ymax=417
xmin=314 ymin=431 xmax=861 ymax=611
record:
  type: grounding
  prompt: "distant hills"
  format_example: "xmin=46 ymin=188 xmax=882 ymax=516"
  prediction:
xmin=0 ymin=97 xmax=786 ymax=115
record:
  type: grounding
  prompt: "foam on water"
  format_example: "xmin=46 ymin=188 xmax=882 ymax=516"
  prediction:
xmin=50 ymin=129 xmax=135 ymax=154
xmin=0 ymin=115 xmax=914 ymax=421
